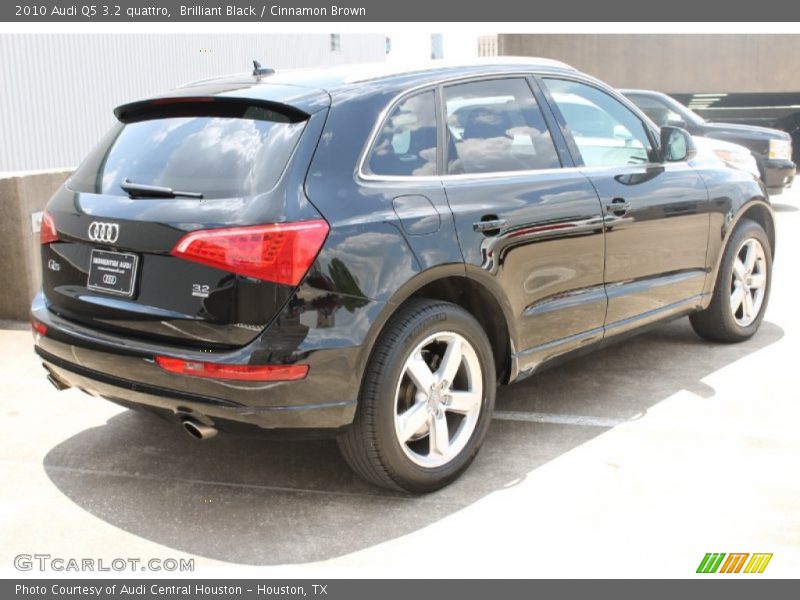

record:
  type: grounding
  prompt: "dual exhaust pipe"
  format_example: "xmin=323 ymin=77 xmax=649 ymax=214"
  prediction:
xmin=43 ymin=362 xmax=218 ymax=441
xmin=180 ymin=417 xmax=217 ymax=441
xmin=46 ymin=372 xmax=71 ymax=391
xmin=43 ymin=364 xmax=72 ymax=391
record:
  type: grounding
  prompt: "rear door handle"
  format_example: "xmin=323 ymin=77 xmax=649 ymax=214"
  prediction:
xmin=473 ymin=219 xmax=507 ymax=233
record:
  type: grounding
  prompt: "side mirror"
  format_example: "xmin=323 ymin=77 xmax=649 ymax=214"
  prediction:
xmin=660 ymin=126 xmax=697 ymax=162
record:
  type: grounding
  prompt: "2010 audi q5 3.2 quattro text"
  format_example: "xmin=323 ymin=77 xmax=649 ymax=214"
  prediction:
xmin=31 ymin=59 xmax=775 ymax=493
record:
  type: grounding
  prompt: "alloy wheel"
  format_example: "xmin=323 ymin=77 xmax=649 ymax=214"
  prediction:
xmin=730 ymin=237 xmax=767 ymax=327
xmin=393 ymin=331 xmax=483 ymax=468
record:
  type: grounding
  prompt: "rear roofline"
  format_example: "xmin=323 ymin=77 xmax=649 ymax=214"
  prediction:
xmin=118 ymin=58 xmax=579 ymax=117
xmin=184 ymin=57 xmax=577 ymax=90
xmin=114 ymin=81 xmax=331 ymax=119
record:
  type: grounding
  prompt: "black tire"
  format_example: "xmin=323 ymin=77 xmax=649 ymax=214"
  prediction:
xmin=690 ymin=219 xmax=772 ymax=343
xmin=337 ymin=299 xmax=496 ymax=493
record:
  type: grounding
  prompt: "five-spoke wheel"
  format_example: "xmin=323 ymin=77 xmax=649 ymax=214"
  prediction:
xmin=730 ymin=237 xmax=767 ymax=327
xmin=338 ymin=300 xmax=495 ymax=493
xmin=691 ymin=218 xmax=772 ymax=343
xmin=394 ymin=332 xmax=483 ymax=468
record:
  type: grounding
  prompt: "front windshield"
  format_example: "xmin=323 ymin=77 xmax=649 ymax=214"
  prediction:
xmin=677 ymin=101 xmax=706 ymax=125
xmin=628 ymin=93 xmax=705 ymax=127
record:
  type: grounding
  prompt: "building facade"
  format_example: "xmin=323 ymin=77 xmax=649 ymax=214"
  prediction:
xmin=0 ymin=34 xmax=386 ymax=173
xmin=477 ymin=35 xmax=498 ymax=57
xmin=496 ymin=33 xmax=800 ymax=134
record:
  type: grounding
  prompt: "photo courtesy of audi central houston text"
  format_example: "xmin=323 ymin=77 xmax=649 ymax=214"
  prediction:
xmin=30 ymin=57 xmax=776 ymax=493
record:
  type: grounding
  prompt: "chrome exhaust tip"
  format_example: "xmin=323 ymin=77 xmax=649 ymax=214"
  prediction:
xmin=44 ymin=368 xmax=71 ymax=391
xmin=181 ymin=418 xmax=218 ymax=441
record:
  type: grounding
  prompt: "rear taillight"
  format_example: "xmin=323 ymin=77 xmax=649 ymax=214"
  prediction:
xmin=40 ymin=210 xmax=58 ymax=244
xmin=155 ymin=355 xmax=309 ymax=381
xmin=170 ymin=220 xmax=329 ymax=286
xmin=31 ymin=317 xmax=47 ymax=336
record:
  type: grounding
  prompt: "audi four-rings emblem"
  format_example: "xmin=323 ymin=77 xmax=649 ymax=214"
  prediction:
xmin=87 ymin=221 xmax=120 ymax=244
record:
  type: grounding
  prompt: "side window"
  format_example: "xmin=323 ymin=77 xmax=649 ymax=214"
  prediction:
xmin=543 ymin=79 xmax=655 ymax=168
xmin=367 ymin=90 xmax=437 ymax=177
xmin=444 ymin=78 xmax=561 ymax=175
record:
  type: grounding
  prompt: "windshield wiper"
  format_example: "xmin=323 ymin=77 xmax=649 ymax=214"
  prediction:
xmin=120 ymin=178 xmax=203 ymax=199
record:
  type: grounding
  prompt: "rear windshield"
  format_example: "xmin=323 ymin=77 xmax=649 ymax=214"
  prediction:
xmin=68 ymin=104 xmax=307 ymax=199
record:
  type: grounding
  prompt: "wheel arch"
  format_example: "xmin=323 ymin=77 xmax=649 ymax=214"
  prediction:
xmin=705 ymin=196 xmax=776 ymax=300
xmin=356 ymin=266 xmax=516 ymax=389
xmin=739 ymin=201 xmax=776 ymax=258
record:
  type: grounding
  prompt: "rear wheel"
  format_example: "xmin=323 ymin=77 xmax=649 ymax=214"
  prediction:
xmin=338 ymin=299 xmax=496 ymax=493
xmin=690 ymin=219 xmax=772 ymax=342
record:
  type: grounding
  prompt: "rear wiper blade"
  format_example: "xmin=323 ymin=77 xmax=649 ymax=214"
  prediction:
xmin=120 ymin=178 xmax=203 ymax=199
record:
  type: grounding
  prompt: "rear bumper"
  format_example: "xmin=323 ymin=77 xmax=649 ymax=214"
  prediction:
xmin=31 ymin=293 xmax=364 ymax=434
xmin=764 ymin=159 xmax=796 ymax=195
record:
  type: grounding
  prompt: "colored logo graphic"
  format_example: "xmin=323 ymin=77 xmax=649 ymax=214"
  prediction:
xmin=697 ymin=553 xmax=773 ymax=574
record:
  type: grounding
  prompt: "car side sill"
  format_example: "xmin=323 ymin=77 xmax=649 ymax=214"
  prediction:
xmin=510 ymin=293 xmax=709 ymax=382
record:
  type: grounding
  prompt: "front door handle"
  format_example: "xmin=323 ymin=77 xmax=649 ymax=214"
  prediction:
xmin=473 ymin=218 xmax=507 ymax=233
xmin=606 ymin=198 xmax=631 ymax=214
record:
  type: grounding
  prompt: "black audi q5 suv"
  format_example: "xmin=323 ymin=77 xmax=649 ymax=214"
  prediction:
xmin=32 ymin=58 xmax=775 ymax=492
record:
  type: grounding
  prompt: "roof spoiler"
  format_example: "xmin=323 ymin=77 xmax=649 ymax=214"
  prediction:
xmin=113 ymin=95 xmax=309 ymax=123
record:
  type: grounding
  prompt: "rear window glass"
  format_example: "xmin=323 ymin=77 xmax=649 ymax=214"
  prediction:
xmin=69 ymin=105 xmax=306 ymax=199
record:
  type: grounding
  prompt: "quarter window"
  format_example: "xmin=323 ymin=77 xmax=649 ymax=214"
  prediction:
xmin=543 ymin=78 xmax=655 ymax=168
xmin=367 ymin=90 xmax=438 ymax=177
xmin=444 ymin=78 xmax=560 ymax=175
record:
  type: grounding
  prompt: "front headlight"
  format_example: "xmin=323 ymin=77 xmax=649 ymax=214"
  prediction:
xmin=713 ymin=148 xmax=760 ymax=179
xmin=768 ymin=138 xmax=792 ymax=161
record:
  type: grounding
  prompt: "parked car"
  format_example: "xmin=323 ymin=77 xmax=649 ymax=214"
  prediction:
xmin=773 ymin=110 xmax=800 ymax=165
xmin=691 ymin=136 xmax=761 ymax=180
xmin=622 ymin=89 xmax=795 ymax=195
xmin=32 ymin=59 xmax=775 ymax=492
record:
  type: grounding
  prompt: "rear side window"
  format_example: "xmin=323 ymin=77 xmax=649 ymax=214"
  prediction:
xmin=444 ymin=78 xmax=561 ymax=175
xmin=366 ymin=90 xmax=437 ymax=177
xmin=69 ymin=104 xmax=306 ymax=199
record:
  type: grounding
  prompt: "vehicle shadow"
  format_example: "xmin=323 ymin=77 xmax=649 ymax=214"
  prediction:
xmin=43 ymin=318 xmax=783 ymax=565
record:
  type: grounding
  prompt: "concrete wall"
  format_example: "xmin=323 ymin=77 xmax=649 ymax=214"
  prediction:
xmin=0 ymin=171 xmax=70 ymax=320
xmin=498 ymin=34 xmax=800 ymax=93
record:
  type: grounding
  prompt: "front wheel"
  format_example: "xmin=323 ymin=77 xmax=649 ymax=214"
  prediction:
xmin=690 ymin=218 xmax=772 ymax=343
xmin=338 ymin=299 xmax=496 ymax=493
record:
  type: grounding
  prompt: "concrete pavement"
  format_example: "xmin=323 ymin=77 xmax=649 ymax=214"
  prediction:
xmin=1 ymin=190 xmax=799 ymax=578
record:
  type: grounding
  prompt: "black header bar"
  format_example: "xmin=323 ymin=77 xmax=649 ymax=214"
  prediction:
xmin=3 ymin=0 xmax=800 ymax=22
xmin=4 ymin=579 xmax=795 ymax=600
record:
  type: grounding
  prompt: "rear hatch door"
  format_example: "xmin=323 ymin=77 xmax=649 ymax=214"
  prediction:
xmin=41 ymin=84 xmax=329 ymax=348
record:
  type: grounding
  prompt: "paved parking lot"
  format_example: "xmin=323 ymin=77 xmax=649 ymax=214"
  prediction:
xmin=2 ymin=190 xmax=799 ymax=578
